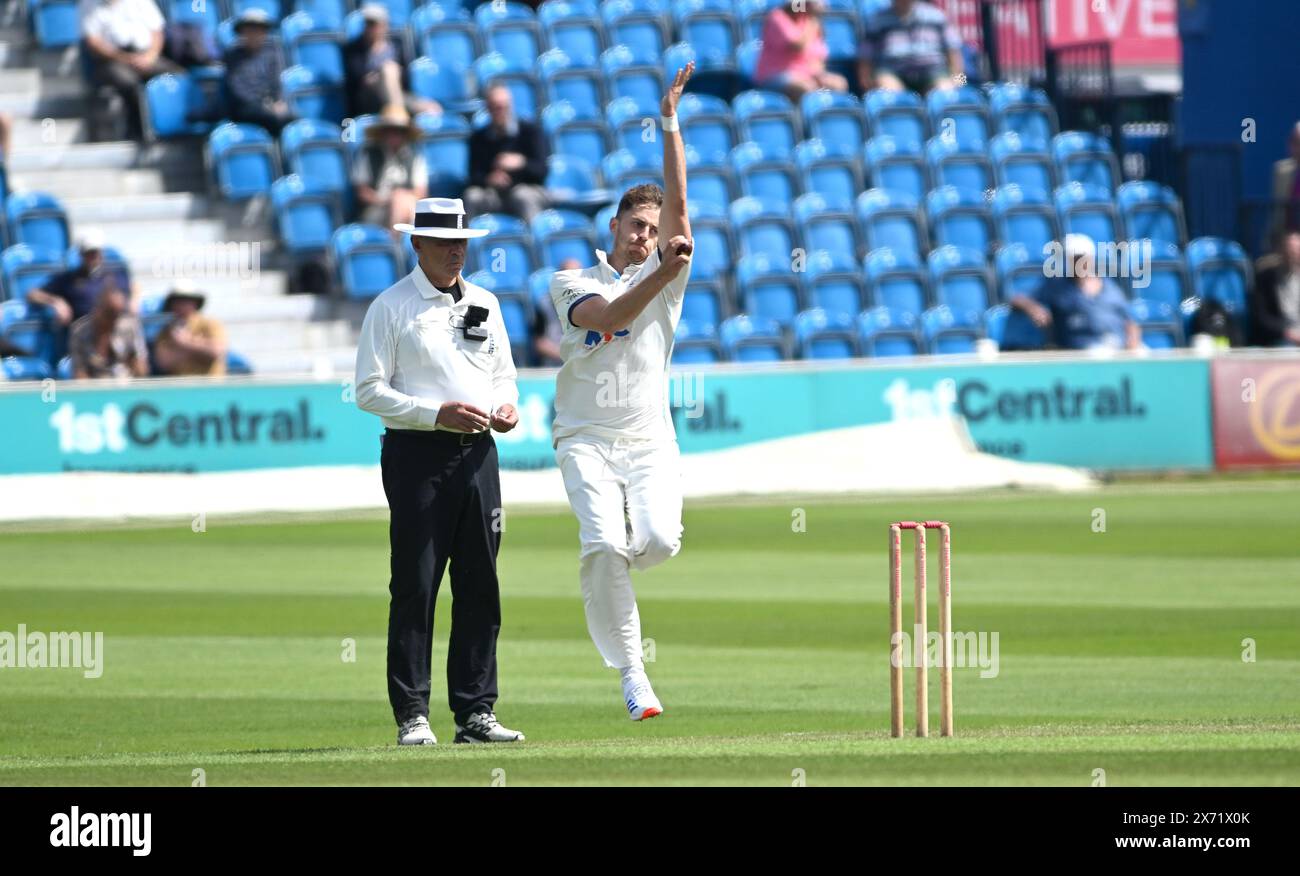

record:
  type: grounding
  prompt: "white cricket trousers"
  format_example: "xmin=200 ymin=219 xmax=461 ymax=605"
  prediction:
xmin=555 ymin=434 xmax=684 ymax=670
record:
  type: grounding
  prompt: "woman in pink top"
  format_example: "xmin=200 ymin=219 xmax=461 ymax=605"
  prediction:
xmin=754 ymin=1 xmax=849 ymax=100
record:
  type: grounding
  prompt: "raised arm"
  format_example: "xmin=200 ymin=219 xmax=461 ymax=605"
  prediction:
xmin=658 ymin=63 xmax=694 ymax=249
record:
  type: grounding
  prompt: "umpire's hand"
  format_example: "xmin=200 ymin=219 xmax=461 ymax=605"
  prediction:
xmin=491 ymin=404 xmax=519 ymax=433
xmin=437 ymin=401 xmax=491 ymax=431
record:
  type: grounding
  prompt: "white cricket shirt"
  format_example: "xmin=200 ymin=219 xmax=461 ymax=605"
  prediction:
xmin=549 ymin=246 xmax=689 ymax=446
xmin=355 ymin=267 xmax=518 ymax=431
xmin=80 ymin=0 xmax=165 ymax=53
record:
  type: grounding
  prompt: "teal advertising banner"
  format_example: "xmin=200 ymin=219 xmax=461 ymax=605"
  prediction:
xmin=0 ymin=356 xmax=1214 ymax=475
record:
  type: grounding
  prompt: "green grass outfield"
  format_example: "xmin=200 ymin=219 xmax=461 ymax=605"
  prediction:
xmin=1 ymin=478 xmax=1299 ymax=786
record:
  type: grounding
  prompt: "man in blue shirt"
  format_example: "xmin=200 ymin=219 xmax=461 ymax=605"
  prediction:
xmin=26 ymin=229 xmax=133 ymax=326
xmin=223 ymin=9 xmax=293 ymax=135
xmin=1011 ymin=234 xmax=1143 ymax=351
xmin=858 ymin=0 xmax=965 ymax=94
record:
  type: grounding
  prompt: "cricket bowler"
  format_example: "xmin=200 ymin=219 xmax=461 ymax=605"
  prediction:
xmin=548 ymin=63 xmax=696 ymax=720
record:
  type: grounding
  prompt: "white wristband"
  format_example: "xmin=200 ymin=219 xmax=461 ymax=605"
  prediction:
xmin=660 ymin=114 xmax=679 ymax=132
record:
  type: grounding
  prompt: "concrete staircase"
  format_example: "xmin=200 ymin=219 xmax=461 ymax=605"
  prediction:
xmin=0 ymin=22 xmax=361 ymax=377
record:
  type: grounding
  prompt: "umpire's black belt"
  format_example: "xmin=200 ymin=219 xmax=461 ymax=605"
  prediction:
xmin=386 ymin=427 xmax=492 ymax=446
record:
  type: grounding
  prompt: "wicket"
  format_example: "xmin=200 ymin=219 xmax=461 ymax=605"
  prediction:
xmin=889 ymin=521 xmax=953 ymax=738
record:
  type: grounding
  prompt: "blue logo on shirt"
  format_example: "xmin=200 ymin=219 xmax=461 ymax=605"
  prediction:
xmin=583 ymin=329 xmax=630 ymax=347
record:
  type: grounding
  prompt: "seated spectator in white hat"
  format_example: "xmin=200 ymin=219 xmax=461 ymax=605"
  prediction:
xmin=1010 ymin=234 xmax=1142 ymax=351
xmin=27 ymin=229 xmax=135 ymax=326
xmin=352 ymin=104 xmax=428 ymax=232
xmin=153 ymin=280 xmax=228 ymax=376
xmin=344 ymin=4 xmax=440 ymax=119
xmin=223 ymin=8 xmax=295 ymax=136
xmin=69 ymin=286 xmax=148 ymax=379
xmin=81 ymin=0 xmax=182 ymax=139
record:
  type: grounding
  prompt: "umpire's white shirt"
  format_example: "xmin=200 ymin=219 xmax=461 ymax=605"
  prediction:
xmin=548 ymin=246 xmax=689 ymax=446
xmin=355 ymin=267 xmax=518 ymax=431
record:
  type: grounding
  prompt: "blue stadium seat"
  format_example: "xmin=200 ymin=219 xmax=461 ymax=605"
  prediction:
xmin=803 ymin=248 xmax=866 ymax=319
xmin=994 ymin=242 xmax=1047 ymax=304
xmin=5 ymin=192 xmax=69 ymax=252
xmin=857 ymin=188 xmax=924 ymax=260
xmin=736 ymin=38 xmax=763 ymax=89
xmin=230 ymin=0 xmax=282 ymax=19
xmin=601 ymin=148 xmax=664 ymax=190
xmin=295 ymin=0 xmax=347 ymax=29
xmin=538 ymin=49 xmax=606 ymax=117
xmin=271 ymin=174 xmax=339 ymax=253
xmin=600 ymin=44 xmax=664 ymax=113
xmin=926 ymin=85 xmax=991 ymax=149
xmin=1 ymin=300 xmax=57 ymax=364
xmin=736 ymin=0 xmax=781 ymax=40
xmin=987 ymin=83 xmax=1057 ymax=149
xmin=1 ymin=354 xmax=53 ymax=380
xmin=225 ymin=350 xmax=254 ymax=375
xmin=330 ymin=224 xmax=402 ymax=299
xmin=1054 ymin=182 xmax=1122 ymax=244
xmin=414 ymin=111 xmax=472 ymax=197
xmin=1116 ymin=181 xmax=1186 ymax=249
xmin=863 ymin=89 xmax=927 ymax=148
xmin=857 ymin=305 xmax=922 ymax=357
xmin=476 ymin=1 xmax=544 ymax=63
xmin=281 ymin=11 xmax=345 ymax=84
xmin=476 ymin=280 xmax=533 ymax=359
xmin=1123 ymin=240 xmax=1188 ymax=309
xmin=720 ymin=313 xmax=786 ymax=361
xmin=281 ymin=118 xmax=348 ymax=195
xmin=1 ymin=244 xmax=63 ymax=304
xmin=468 ymin=214 xmax=534 ymax=284
xmin=607 ymin=95 xmax=662 ymax=164
xmin=532 ymin=209 xmax=597 ymax=267
xmin=732 ymin=90 xmax=798 ymax=158
xmin=546 ymin=155 xmax=610 ymax=209
xmin=685 ymin=201 xmax=734 ymax=287
xmin=673 ymin=318 xmax=724 ymax=363
xmin=731 ymin=140 xmax=801 ymax=204
xmin=408 ymin=55 xmax=477 ymax=115
xmin=55 ymin=355 xmax=73 ymax=379
xmin=678 ymin=93 xmax=738 ymax=165
xmin=594 ymin=202 xmax=618 ymax=252
xmin=802 ymin=89 xmax=868 ymax=146
xmin=793 ymin=139 xmax=862 ymax=206
xmin=983 ymin=301 xmax=1045 ymax=351
xmin=602 ymin=0 xmax=671 ymax=57
xmin=472 ymin=54 xmax=542 ymax=119
xmin=31 ymin=0 xmax=80 ymax=48
xmin=927 ymin=245 xmax=993 ymax=325
xmin=1053 ymin=131 xmax=1119 ymax=192
xmin=926 ymin=136 xmax=994 ymax=196
xmin=281 ymin=65 xmax=345 ymax=123
xmin=863 ymin=135 xmax=927 ymax=202
xmin=142 ymin=71 xmax=222 ymax=140
xmin=1129 ymin=298 xmax=1183 ymax=348
xmin=681 ymin=280 xmax=727 ymax=328
xmin=922 ymin=304 xmax=983 ymax=354
xmin=666 ymin=40 xmax=739 ymax=100
xmin=926 ymin=186 xmax=993 ymax=254
xmin=540 ymin=0 xmax=605 ymax=65
xmin=671 ymin=0 xmax=740 ymax=70
xmin=736 ymin=252 xmax=803 ymax=327
xmin=411 ymin=5 xmax=479 ymax=81
xmin=795 ymin=307 xmax=858 ymax=359
xmin=821 ymin=0 xmax=860 ymax=76
xmin=683 ymin=147 xmax=736 ymax=212
xmin=542 ymin=101 xmax=609 ymax=171
xmin=992 ymin=183 xmax=1058 ymax=256
xmin=794 ymin=191 xmax=860 ymax=260
xmin=729 ymin=196 xmax=798 ymax=261
xmin=468 ymin=267 xmax=527 ymax=302
xmin=989 ymin=131 xmax=1055 ymax=196
xmin=1186 ymin=237 xmax=1252 ymax=329
xmin=207 ymin=123 xmax=278 ymax=201
xmin=864 ymin=247 xmax=927 ymax=319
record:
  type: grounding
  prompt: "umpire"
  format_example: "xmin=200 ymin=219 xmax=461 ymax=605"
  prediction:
xmin=355 ymin=197 xmax=525 ymax=745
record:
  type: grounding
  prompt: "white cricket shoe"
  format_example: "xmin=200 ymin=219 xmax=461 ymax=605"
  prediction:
xmin=397 ymin=716 xmax=436 ymax=746
xmin=622 ymin=668 xmax=664 ymax=721
xmin=454 ymin=711 xmax=526 ymax=744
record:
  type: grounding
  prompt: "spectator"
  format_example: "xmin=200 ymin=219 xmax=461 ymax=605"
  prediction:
xmin=344 ymin=4 xmax=439 ymax=119
xmin=27 ymin=229 xmax=134 ymax=327
xmin=1252 ymin=230 xmax=1300 ymax=347
xmin=68 ymin=286 xmax=148 ymax=379
xmin=81 ymin=0 xmax=182 ymax=140
xmin=153 ymin=281 xmax=229 ymax=376
xmin=857 ymin=0 xmax=964 ymax=95
xmin=1010 ymin=234 xmax=1142 ymax=351
xmin=463 ymin=85 xmax=549 ymax=223
xmin=223 ymin=8 xmax=294 ymax=136
xmin=754 ymin=1 xmax=848 ymax=102
xmin=351 ymin=104 xmax=428 ymax=231
xmin=532 ymin=258 xmax=580 ymax=366
xmin=1267 ymin=122 xmax=1300 ymax=249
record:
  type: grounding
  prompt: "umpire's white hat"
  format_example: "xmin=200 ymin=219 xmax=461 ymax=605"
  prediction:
xmin=393 ymin=198 xmax=488 ymax=239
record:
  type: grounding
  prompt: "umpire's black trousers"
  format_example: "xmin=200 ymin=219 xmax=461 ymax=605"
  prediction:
xmin=381 ymin=427 xmax=502 ymax=726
